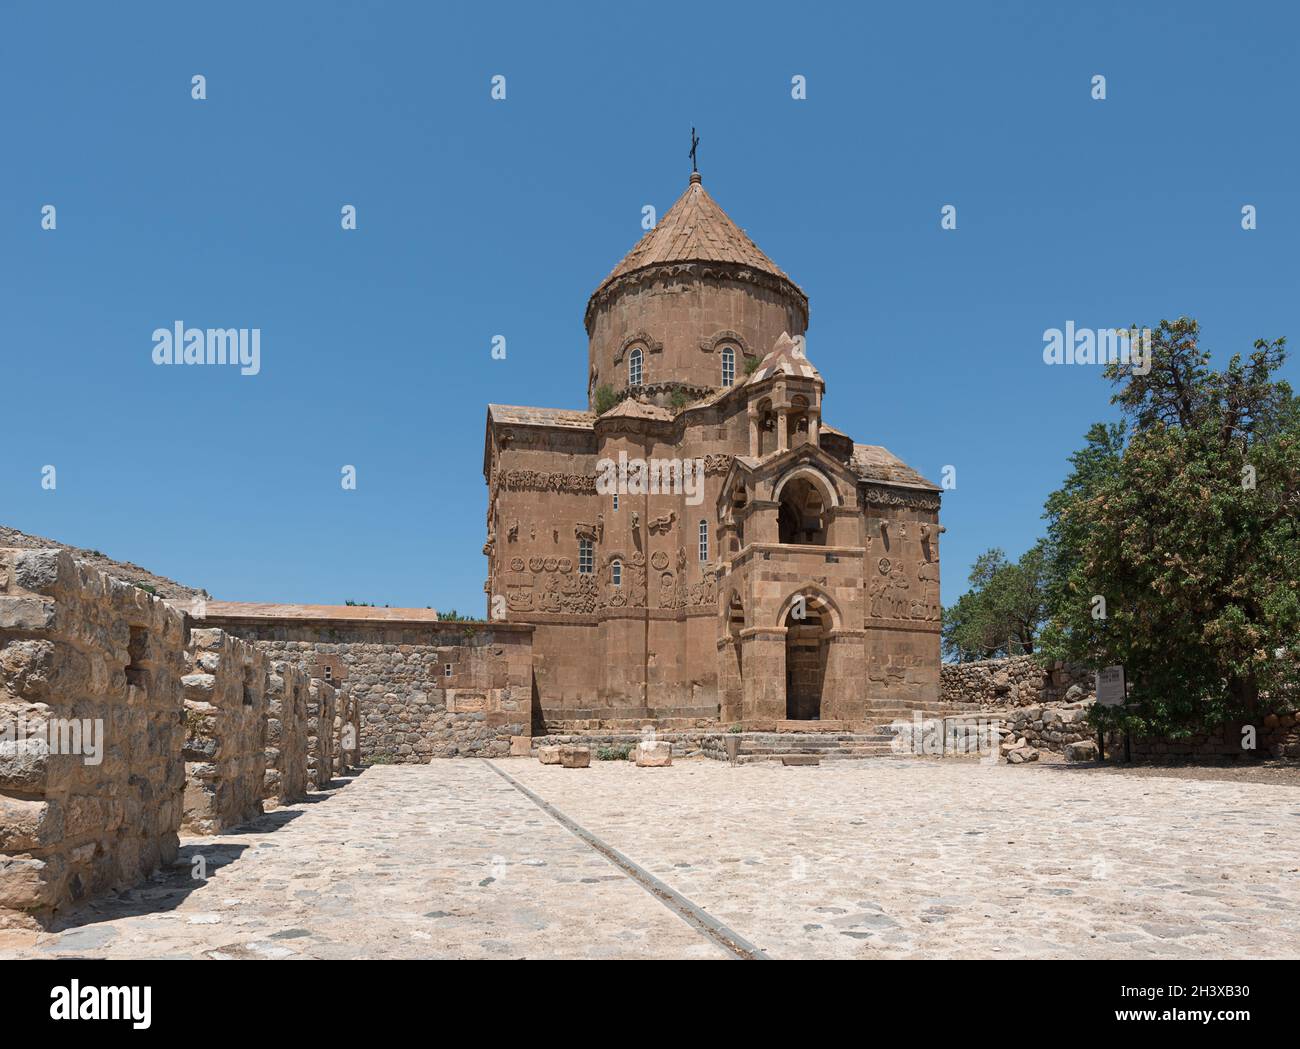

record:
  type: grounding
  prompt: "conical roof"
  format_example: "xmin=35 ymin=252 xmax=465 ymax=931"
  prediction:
xmin=591 ymin=173 xmax=802 ymax=301
xmin=745 ymin=331 xmax=822 ymax=386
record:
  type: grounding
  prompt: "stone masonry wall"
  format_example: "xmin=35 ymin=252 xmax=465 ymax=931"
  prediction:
xmin=307 ymin=678 xmax=335 ymax=789
xmin=181 ymin=629 xmax=267 ymax=834
xmin=0 ymin=548 xmax=187 ymax=929
xmin=264 ymin=660 xmax=308 ymax=807
xmin=1107 ymin=713 xmax=1300 ymax=763
xmin=941 ymin=655 xmax=1095 ymax=708
xmin=202 ymin=615 xmax=536 ymax=762
xmin=945 ymin=656 xmax=1300 ymax=763
xmin=333 ymin=687 xmax=359 ymax=774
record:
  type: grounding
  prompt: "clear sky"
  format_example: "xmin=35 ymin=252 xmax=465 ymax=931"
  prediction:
xmin=2 ymin=0 xmax=1296 ymax=612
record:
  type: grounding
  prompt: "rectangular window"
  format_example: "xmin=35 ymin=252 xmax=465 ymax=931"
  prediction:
xmin=324 ymin=665 xmax=333 ymax=682
xmin=612 ymin=493 xmax=619 ymax=511
xmin=578 ymin=538 xmax=594 ymax=574
xmin=444 ymin=663 xmax=453 ymax=678
xmin=699 ymin=520 xmax=709 ymax=562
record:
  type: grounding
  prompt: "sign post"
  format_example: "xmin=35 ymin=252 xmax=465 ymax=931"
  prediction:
xmin=1095 ymin=665 xmax=1126 ymax=762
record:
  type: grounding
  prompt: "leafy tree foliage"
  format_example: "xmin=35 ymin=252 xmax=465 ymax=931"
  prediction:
xmin=942 ymin=541 xmax=1051 ymax=661
xmin=1037 ymin=317 xmax=1300 ymax=735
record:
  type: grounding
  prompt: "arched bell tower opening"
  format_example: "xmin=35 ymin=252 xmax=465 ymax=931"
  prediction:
xmin=784 ymin=602 xmax=828 ymax=720
xmin=777 ymin=476 xmax=828 ymax=545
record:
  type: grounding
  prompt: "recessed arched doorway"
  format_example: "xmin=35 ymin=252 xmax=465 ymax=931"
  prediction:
xmin=784 ymin=602 xmax=828 ymax=720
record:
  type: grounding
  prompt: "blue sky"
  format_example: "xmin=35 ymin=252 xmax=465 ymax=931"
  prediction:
xmin=2 ymin=0 xmax=1296 ymax=611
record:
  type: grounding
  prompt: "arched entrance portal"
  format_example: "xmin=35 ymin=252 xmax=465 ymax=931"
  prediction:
xmin=784 ymin=602 xmax=828 ymax=720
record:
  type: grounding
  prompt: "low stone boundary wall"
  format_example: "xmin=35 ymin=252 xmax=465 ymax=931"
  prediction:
xmin=1107 ymin=713 xmax=1300 ymax=763
xmin=0 ymin=548 xmax=186 ymax=929
xmin=1006 ymin=702 xmax=1096 ymax=753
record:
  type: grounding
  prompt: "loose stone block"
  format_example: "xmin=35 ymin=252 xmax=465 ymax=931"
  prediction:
xmin=635 ymin=740 xmax=672 ymax=767
xmin=1064 ymin=739 xmax=1098 ymax=762
xmin=558 ymin=745 xmax=590 ymax=768
xmin=538 ymin=746 xmax=561 ymax=765
xmin=510 ymin=735 xmax=533 ymax=757
xmin=781 ymin=754 xmax=820 ymax=766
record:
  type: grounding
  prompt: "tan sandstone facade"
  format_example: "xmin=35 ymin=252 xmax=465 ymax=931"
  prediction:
xmin=483 ymin=171 xmax=943 ymax=730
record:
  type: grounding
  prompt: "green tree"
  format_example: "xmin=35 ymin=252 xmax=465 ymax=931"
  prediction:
xmin=943 ymin=542 xmax=1051 ymax=661
xmin=1038 ymin=317 xmax=1300 ymax=735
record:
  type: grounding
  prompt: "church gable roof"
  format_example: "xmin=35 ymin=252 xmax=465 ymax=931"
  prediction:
xmin=596 ymin=397 xmax=675 ymax=423
xmin=850 ymin=443 xmax=940 ymax=491
xmin=487 ymin=404 xmax=595 ymax=430
xmin=592 ymin=174 xmax=799 ymax=299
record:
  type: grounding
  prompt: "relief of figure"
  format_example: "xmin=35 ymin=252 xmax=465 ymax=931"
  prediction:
xmin=657 ymin=571 xmax=676 ymax=608
xmin=507 ymin=520 xmax=519 ymax=542
xmin=538 ymin=573 xmax=562 ymax=613
xmin=596 ymin=513 xmax=604 ymax=541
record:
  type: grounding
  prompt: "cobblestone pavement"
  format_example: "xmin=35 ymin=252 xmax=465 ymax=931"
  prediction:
xmin=500 ymin=757 xmax=1300 ymax=959
xmin=2 ymin=758 xmax=1296 ymax=959
xmin=0 ymin=764 xmax=725 ymax=960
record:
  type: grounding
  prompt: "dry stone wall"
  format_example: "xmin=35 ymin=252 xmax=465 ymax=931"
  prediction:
xmin=0 ymin=548 xmax=187 ymax=929
xmin=941 ymin=655 xmax=1094 ymax=708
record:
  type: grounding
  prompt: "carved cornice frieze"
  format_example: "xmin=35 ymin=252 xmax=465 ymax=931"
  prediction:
xmin=859 ymin=485 xmax=942 ymax=512
xmin=585 ymin=262 xmax=809 ymax=331
xmin=500 ymin=470 xmax=597 ymax=495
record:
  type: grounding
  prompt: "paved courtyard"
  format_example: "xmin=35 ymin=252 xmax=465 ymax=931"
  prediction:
xmin=2 ymin=757 xmax=1297 ymax=959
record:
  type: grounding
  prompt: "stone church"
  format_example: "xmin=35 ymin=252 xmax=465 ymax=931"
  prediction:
xmin=483 ymin=169 xmax=942 ymax=731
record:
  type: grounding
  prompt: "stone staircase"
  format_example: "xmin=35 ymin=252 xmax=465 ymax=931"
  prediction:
xmin=718 ymin=731 xmax=900 ymax=763
xmin=533 ymin=701 xmax=1001 ymax=765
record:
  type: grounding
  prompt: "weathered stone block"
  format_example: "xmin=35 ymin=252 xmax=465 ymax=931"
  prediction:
xmin=635 ymin=740 xmax=672 ymax=767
